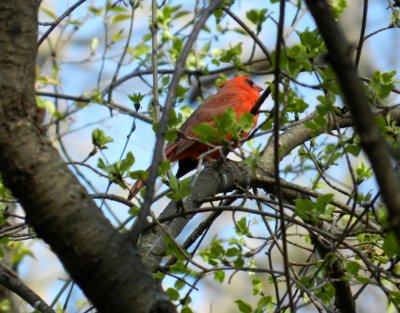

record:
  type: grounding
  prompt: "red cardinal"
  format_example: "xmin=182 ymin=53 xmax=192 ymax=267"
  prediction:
xmin=128 ymin=76 xmax=263 ymax=200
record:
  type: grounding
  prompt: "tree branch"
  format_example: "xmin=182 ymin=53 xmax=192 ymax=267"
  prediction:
xmin=0 ymin=263 xmax=55 ymax=313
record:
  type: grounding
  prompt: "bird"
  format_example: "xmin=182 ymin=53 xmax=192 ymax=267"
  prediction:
xmin=127 ymin=76 xmax=263 ymax=200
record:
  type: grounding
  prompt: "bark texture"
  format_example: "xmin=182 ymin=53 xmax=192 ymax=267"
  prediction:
xmin=0 ymin=2 xmax=175 ymax=312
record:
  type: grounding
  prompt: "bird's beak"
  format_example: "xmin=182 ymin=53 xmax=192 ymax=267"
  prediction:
xmin=253 ymin=83 xmax=264 ymax=93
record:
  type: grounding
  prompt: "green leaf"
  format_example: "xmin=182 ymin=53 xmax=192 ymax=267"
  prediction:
xmin=383 ymin=232 xmax=400 ymax=257
xmin=174 ymin=10 xmax=191 ymax=19
xmin=41 ymin=6 xmax=57 ymax=19
xmin=315 ymin=283 xmax=335 ymax=305
xmin=331 ymin=0 xmax=348 ymax=18
xmin=158 ymin=160 xmax=171 ymax=177
xmin=236 ymin=217 xmax=251 ymax=236
xmin=181 ymin=307 xmax=193 ymax=313
xmin=294 ymin=198 xmax=316 ymax=221
xmin=354 ymin=275 xmax=374 ymax=284
xmin=355 ymin=162 xmax=372 ymax=184
xmin=216 ymin=107 xmax=236 ymax=135
xmin=389 ymin=291 xmax=400 ymax=307
xmin=92 ymin=128 xmax=114 ymax=149
xmin=296 ymin=28 xmax=323 ymax=55
xmin=210 ymin=240 xmax=225 ymax=258
xmin=346 ymin=261 xmax=361 ymax=275
xmin=192 ymin=122 xmax=219 ymax=142
xmin=201 ymin=41 xmax=212 ymax=54
xmin=161 ymin=76 xmax=170 ymax=86
xmin=111 ymin=14 xmax=131 ymax=23
xmin=226 ymin=247 xmax=240 ymax=257
xmin=255 ymin=296 xmax=272 ymax=313
xmin=214 ymin=270 xmax=225 ymax=283
xmin=234 ymin=257 xmax=244 ymax=268
xmin=128 ymin=206 xmax=140 ymax=216
xmin=370 ymin=70 xmax=397 ymax=99
xmin=214 ymin=8 xmax=223 ymax=21
xmin=128 ymin=92 xmax=145 ymax=111
xmin=218 ymin=43 xmax=242 ymax=64
xmin=0 ymin=299 xmax=11 ymax=313
xmin=316 ymin=193 xmax=334 ymax=209
xmin=36 ymin=97 xmax=62 ymax=118
xmin=167 ymin=176 xmax=192 ymax=201
xmin=246 ymin=9 xmax=259 ymax=24
xmin=88 ymin=6 xmax=102 ymax=16
xmin=97 ymin=158 xmax=107 ymax=171
xmin=166 ymin=287 xmax=179 ymax=301
xmin=130 ymin=44 xmax=151 ymax=58
xmin=344 ymin=144 xmax=361 ymax=157
xmin=128 ymin=170 xmax=148 ymax=180
xmin=239 ymin=113 xmax=256 ymax=131
xmin=168 ymin=172 xmax=179 ymax=192
xmin=252 ymin=278 xmax=263 ymax=295
xmin=120 ymin=152 xmax=135 ymax=173
xmin=235 ymin=300 xmax=252 ymax=313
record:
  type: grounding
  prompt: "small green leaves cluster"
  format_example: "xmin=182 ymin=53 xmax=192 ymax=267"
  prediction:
xmin=193 ymin=107 xmax=254 ymax=145
xmin=199 ymin=239 xmax=245 ymax=275
xmin=92 ymin=128 xmax=113 ymax=150
xmin=211 ymin=43 xmax=243 ymax=66
xmin=294 ymin=194 xmax=334 ymax=223
xmin=355 ymin=162 xmax=373 ymax=184
xmin=167 ymin=175 xmax=192 ymax=202
xmin=331 ymin=0 xmax=348 ymax=18
xmin=246 ymin=9 xmax=268 ymax=33
xmin=97 ymin=152 xmax=135 ymax=187
xmin=273 ymin=28 xmax=324 ymax=78
xmin=128 ymin=92 xmax=145 ymax=111
xmin=369 ymin=70 xmax=398 ymax=101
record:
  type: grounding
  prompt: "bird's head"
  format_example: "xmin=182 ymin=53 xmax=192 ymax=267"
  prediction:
xmin=219 ymin=76 xmax=263 ymax=93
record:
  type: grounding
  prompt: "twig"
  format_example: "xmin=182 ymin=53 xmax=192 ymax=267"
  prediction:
xmin=0 ymin=263 xmax=55 ymax=313
xmin=38 ymin=0 xmax=88 ymax=47
xmin=151 ymin=0 xmax=160 ymax=121
xmin=222 ymin=7 xmax=272 ymax=64
xmin=106 ymin=4 xmax=137 ymax=105
xmin=35 ymin=91 xmax=153 ymax=124
xmin=91 ymin=193 xmax=134 ymax=208
xmin=354 ymin=0 xmax=369 ymax=68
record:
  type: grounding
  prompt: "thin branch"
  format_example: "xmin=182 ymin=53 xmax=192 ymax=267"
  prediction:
xmin=35 ymin=91 xmax=153 ymax=124
xmin=0 ymin=263 xmax=55 ymax=313
xmin=354 ymin=0 xmax=369 ymax=68
xmin=151 ymin=0 xmax=160 ymax=121
xmin=222 ymin=7 xmax=272 ymax=64
xmin=106 ymin=3 xmax=137 ymax=106
xmin=38 ymin=0 xmax=88 ymax=47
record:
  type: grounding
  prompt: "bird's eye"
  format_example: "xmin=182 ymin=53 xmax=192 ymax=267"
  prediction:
xmin=244 ymin=79 xmax=254 ymax=86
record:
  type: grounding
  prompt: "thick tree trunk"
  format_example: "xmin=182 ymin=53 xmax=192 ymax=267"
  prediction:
xmin=0 ymin=2 xmax=175 ymax=312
